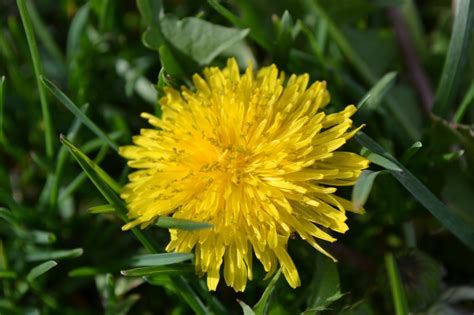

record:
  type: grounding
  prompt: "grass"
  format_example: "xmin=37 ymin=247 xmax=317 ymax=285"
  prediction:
xmin=0 ymin=0 xmax=473 ymax=314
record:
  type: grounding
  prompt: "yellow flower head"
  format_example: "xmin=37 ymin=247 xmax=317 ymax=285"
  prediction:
xmin=119 ymin=58 xmax=369 ymax=291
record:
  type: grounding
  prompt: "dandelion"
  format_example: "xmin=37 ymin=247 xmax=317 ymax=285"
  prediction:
xmin=119 ymin=58 xmax=369 ymax=291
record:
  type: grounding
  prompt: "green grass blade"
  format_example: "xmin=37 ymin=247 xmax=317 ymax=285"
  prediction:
xmin=60 ymin=135 xmax=154 ymax=252
xmin=364 ymin=152 xmax=402 ymax=172
xmin=66 ymin=4 xmax=90 ymax=61
xmin=432 ymin=0 xmax=474 ymax=117
xmin=16 ymin=0 xmax=55 ymax=159
xmin=58 ymin=144 xmax=109 ymax=203
xmin=453 ymin=81 xmax=474 ymax=123
xmin=302 ymin=0 xmax=376 ymax=84
xmin=130 ymin=253 xmax=194 ymax=267
xmin=26 ymin=260 xmax=58 ymax=282
xmin=401 ymin=141 xmax=423 ymax=163
xmin=0 ymin=270 xmax=17 ymax=279
xmin=26 ymin=248 xmax=83 ymax=262
xmin=26 ymin=0 xmax=65 ymax=64
xmin=207 ymin=0 xmax=273 ymax=51
xmin=49 ymin=104 xmax=89 ymax=209
xmin=302 ymin=0 xmax=420 ymax=142
xmin=88 ymin=204 xmax=115 ymax=214
xmin=357 ymin=72 xmax=397 ymax=118
xmin=121 ymin=264 xmax=194 ymax=277
xmin=356 ymin=132 xmax=474 ymax=250
xmin=253 ymin=269 xmax=281 ymax=315
xmin=42 ymin=77 xmax=119 ymax=152
xmin=352 ymin=170 xmax=383 ymax=212
xmin=238 ymin=301 xmax=256 ymax=315
xmin=305 ymin=255 xmax=344 ymax=312
xmin=0 ymin=76 xmax=5 ymax=144
xmin=155 ymin=216 xmax=213 ymax=231
xmin=60 ymin=136 xmax=210 ymax=314
xmin=385 ymin=253 xmax=409 ymax=315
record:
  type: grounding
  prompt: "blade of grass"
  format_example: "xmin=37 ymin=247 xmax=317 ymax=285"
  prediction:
xmin=66 ymin=4 xmax=90 ymax=61
xmin=385 ymin=253 xmax=409 ymax=315
xmin=155 ymin=216 xmax=213 ymax=231
xmin=364 ymin=152 xmax=402 ymax=172
xmin=207 ymin=0 xmax=273 ymax=51
xmin=130 ymin=253 xmax=194 ymax=267
xmin=0 ymin=76 xmax=5 ymax=144
xmin=432 ymin=0 xmax=474 ymax=117
xmin=60 ymin=135 xmax=154 ymax=251
xmin=356 ymin=132 xmax=474 ymax=250
xmin=26 ymin=260 xmax=58 ymax=282
xmin=0 ymin=240 xmax=12 ymax=298
xmin=122 ymin=264 xmax=194 ymax=277
xmin=49 ymin=104 xmax=89 ymax=210
xmin=42 ymin=77 xmax=118 ymax=151
xmin=239 ymin=301 xmax=256 ymax=315
xmin=60 ymin=136 xmax=210 ymax=315
xmin=89 ymin=204 xmax=115 ymax=214
xmin=356 ymin=72 xmax=397 ymax=119
xmin=301 ymin=0 xmax=420 ymax=142
xmin=26 ymin=248 xmax=83 ymax=262
xmin=16 ymin=0 xmax=54 ymax=159
xmin=253 ymin=269 xmax=281 ymax=315
xmin=401 ymin=141 xmax=423 ymax=163
xmin=452 ymin=81 xmax=474 ymax=123
xmin=26 ymin=0 xmax=65 ymax=64
xmin=352 ymin=170 xmax=383 ymax=211
xmin=58 ymin=145 xmax=109 ymax=203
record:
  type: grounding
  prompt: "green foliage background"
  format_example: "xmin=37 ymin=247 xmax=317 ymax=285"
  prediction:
xmin=0 ymin=0 xmax=473 ymax=314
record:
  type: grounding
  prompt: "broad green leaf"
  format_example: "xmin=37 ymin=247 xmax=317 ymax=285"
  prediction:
xmin=305 ymin=255 xmax=344 ymax=313
xmin=356 ymin=132 xmax=474 ymax=250
xmin=136 ymin=0 xmax=163 ymax=27
xmin=385 ymin=253 xmax=409 ymax=315
xmin=26 ymin=248 xmax=83 ymax=261
xmin=130 ymin=253 xmax=194 ymax=267
xmin=26 ymin=260 xmax=58 ymax=282
xmin=253 ymin=269 xmax=281 ymax=315
xmin=155 ymin=216 xmax=213 ymax=231
xmin=352 ymin=170 xmax=383 ymax=211
xmin=158 ymin=15 xmax=249 ymax=66
xmin=88 ymin=204 xmax=115 ymax=214
xmin=42 ymin=77 xmax=119 ymax=152
xmin=121 ymin=264 xmax=194 ymax=277
xmin=433 ymin=0 xmax=474 ymax=117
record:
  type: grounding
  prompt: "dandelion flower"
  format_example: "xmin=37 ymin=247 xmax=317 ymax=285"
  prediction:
xmin=119 ymin=58 xmax=369 ymax=291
